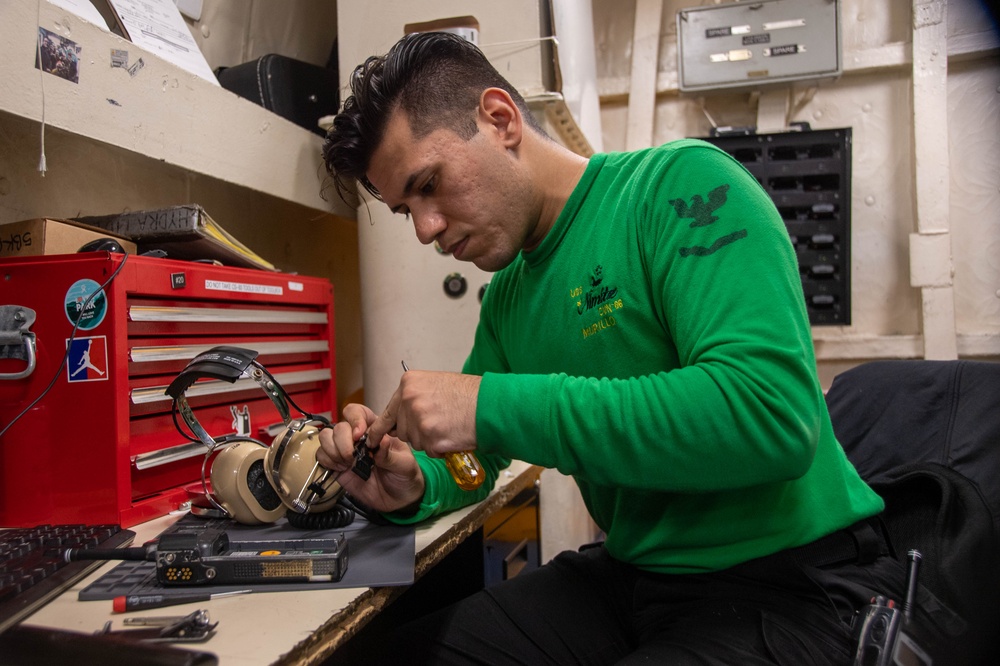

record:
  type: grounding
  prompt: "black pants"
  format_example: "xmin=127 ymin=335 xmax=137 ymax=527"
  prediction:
xmin=362 ymin=518 xmax=906 ymax=665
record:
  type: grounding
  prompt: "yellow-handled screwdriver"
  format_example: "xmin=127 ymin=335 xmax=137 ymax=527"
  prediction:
xmin=401 ymin=362 xmax=484 ymax=491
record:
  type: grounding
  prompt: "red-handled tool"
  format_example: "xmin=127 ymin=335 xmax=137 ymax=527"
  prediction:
xmin=112 ymin=589 xmax=251 ymax=612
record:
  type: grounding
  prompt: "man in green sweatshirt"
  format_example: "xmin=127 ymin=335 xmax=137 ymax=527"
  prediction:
xmin=317 ymin=31 xmax=900 ymax=665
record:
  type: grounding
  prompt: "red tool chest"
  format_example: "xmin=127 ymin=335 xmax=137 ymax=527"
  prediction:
xmin=0 ymin=253 xmax=336 ymax=527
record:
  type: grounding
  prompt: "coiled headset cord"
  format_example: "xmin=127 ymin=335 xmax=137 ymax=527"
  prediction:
xmin=285 ymin=494 xmax=389 ymax=529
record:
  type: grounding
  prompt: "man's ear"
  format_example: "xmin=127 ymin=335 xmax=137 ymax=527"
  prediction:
xmin=479 ymin=88 xmax=523 ymax=148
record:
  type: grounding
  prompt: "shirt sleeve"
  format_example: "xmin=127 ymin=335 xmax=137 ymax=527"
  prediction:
xmin=381 ymin=449 xmax=511 ymax=524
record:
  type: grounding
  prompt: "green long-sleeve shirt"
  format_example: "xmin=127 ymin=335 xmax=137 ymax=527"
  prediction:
xmin=393 ymin=139 xmax=883 ymax=574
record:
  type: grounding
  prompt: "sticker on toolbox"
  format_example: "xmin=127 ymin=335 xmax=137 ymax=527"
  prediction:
xmin=65 ymin=335 xmax=109 ymax=382
xmin=64 ymin=279 xmax=108 ymax=330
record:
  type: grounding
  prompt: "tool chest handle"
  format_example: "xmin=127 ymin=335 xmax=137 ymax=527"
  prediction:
xmin=0 ymin=305 xmax=37 ymax=381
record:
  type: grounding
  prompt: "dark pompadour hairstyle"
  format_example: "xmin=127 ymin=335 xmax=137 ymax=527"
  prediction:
xmin=322 ymin=31 xmax=543 ymax=203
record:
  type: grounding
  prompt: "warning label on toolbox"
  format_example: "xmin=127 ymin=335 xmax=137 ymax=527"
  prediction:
xmin=66 ymin=336 xmax=109 ymax=383
xmin=205 ymin=280 xmax=283 ymax=296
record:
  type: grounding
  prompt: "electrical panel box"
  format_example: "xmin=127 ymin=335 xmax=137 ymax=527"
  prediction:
xmin=677 ymin=0 xmax=841 ymax=92
xmin=701 ymin=127 xmax=852 ymax=325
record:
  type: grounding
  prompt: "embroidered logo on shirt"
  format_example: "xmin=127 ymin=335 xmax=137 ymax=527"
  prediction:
xmin=669 ymin=183 xmax=749 ymax=257
xmin=571 ymin=265 xmax=624 ymax=339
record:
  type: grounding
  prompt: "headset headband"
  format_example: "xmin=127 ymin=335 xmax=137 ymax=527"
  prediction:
xmin=165 ymin=346 xmax=291 ymax=450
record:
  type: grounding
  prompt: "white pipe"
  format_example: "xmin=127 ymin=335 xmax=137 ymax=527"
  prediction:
xmin=552 ymin=0 xmax=604 ymax=152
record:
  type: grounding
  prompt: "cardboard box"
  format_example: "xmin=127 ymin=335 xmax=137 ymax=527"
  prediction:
xmin=0 ymin=218 xmax=136 ymax=258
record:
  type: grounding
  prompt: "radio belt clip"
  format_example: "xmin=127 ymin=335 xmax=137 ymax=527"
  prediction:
xmin=95 ymin=609 xmax=218 ymax=643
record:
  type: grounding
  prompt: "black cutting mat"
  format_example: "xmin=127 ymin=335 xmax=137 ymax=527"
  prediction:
xmin=79 ymin=513 xmax=415 ymax=600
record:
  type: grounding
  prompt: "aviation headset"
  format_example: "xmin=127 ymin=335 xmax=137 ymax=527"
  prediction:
xmin=165 ymin=346 xmax=354 ymax=528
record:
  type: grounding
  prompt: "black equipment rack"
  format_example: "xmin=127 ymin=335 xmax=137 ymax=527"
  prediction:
xmin=702 ymin=127 xmax=852 ymax=326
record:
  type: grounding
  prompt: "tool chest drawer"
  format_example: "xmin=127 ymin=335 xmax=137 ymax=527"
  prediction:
xmin=0 ymin=254 xmax=336 ymax=527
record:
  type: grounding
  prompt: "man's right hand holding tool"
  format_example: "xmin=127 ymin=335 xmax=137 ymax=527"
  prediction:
xmin=316 ymin=368 xmax=484 ymax=513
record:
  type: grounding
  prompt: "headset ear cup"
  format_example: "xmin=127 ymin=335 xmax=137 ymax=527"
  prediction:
xmin=265 ymin=421 xmax=345 ymax=514
xmin=211 ymin=441 xmax=286 ymax=525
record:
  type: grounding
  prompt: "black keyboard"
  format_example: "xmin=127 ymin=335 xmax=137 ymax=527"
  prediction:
xmin=0 ymin=524 xmax=135 ymax=634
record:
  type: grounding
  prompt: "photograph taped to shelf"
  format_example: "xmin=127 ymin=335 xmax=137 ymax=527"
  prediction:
xmin=35 ymin=27 xmax=81 ymax=84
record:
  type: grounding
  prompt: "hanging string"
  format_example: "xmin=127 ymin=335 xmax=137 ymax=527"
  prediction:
xmin=36 ymin=0 xmax=47 ymax=176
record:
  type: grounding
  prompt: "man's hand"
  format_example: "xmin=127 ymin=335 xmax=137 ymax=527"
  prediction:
xmin=316 ymin=371 xmax=480 ymax=511
xmin=368 ymin=370 xmax=481 ymax=458
xmin=316 ymin=403 xmax=425 ymax=513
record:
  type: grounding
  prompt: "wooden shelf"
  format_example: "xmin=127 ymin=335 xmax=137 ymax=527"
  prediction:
xmin=0 ymin=1 xmax=351 ymax=218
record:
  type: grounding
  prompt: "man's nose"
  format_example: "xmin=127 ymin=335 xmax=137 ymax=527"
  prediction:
xmin=412 ymin=210 xmax=446 ymax=245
